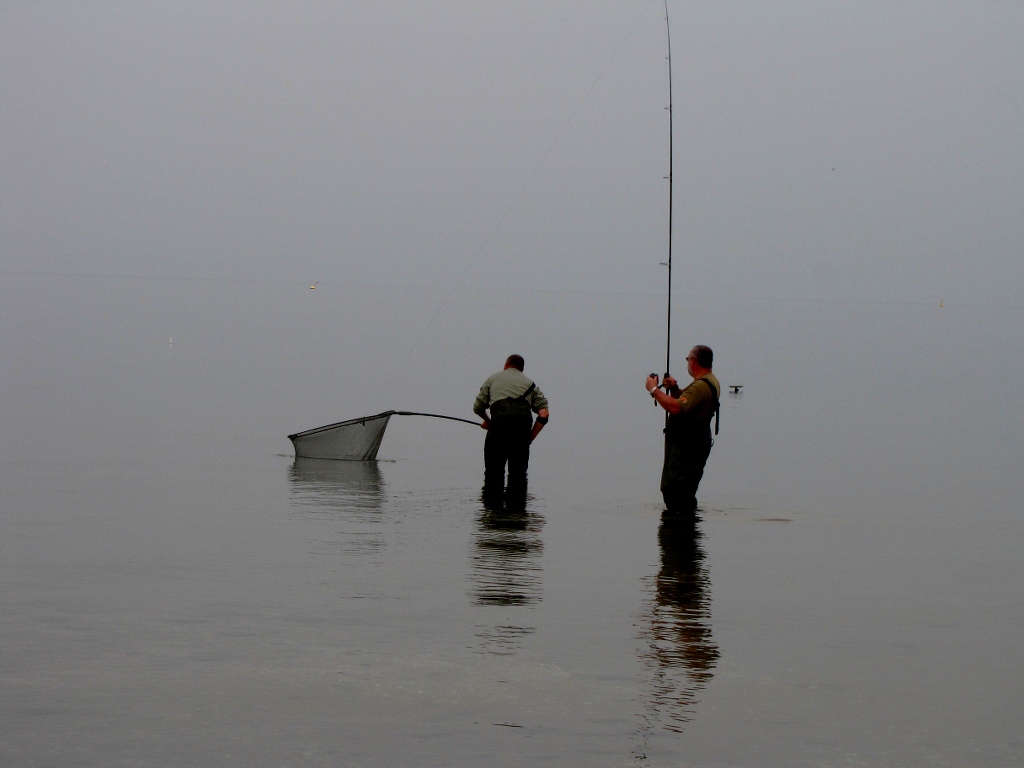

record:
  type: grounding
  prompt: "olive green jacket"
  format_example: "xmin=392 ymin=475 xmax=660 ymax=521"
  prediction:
xmin=473 ymin=369 xmax=548 ymax=419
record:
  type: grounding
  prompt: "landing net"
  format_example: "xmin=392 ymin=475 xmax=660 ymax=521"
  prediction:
xmin=288 ymin=411 xmax=478 ymax=461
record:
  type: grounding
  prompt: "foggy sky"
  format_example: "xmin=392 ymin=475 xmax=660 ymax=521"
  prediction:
xmin=3 ymin=1 xmax=1022 ymax=305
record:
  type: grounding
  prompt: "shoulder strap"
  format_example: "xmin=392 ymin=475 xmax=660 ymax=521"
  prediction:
xmin=698 ymin=378 xmax=720 ymax=435
xmin=517 ymin=382 xmax=536 ymax=401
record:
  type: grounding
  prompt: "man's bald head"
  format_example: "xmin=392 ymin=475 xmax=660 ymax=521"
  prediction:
xmin=505 ymin=354 xmax=525 ymax=371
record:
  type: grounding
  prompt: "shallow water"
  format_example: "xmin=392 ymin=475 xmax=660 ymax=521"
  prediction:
xmin=1 ymin=275 xmax=1022 ymax=766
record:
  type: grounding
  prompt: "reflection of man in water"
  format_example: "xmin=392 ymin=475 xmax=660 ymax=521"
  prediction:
xmin=646 ymin=345 xmax=720 ymax=518
xmin=635 ymin=516 xmax=718 ymax=741
xmin=471 ymin=503 xmax=545 ymax=607
xmin=473 ymin=354 xmax=549 ymax=504
xmin=470 ymin=498 xmax=545 ymax=657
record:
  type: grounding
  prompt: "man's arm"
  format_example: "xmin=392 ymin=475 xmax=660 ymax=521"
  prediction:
xmin=473 ymin=380 xmax=491 ymax=428
xmin=528 ymin=383 xmax=549 ymax=442
xmin=530 ymin=408 xmax=549 ymax=442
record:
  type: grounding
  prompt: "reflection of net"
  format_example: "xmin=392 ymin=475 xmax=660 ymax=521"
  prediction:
xmin=288 ymin=459 xmax=387 ymax=554
xmin=470 ymin=508 xmax=544 ymax=607
xmin=635 ymin=519 xmax=719 ymax=741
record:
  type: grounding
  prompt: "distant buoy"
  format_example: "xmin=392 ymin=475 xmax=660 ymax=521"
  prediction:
xmin=939 ymin=300 xmax=944 ymax=307
xmin=311 ymin=281 xmax=319 ymax=290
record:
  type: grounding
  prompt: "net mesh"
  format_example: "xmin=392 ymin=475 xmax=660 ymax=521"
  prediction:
xmin=288 ymin=411 xmax=394 ymax=461
xmin=289 ymin=410 xmax=479 ymax=461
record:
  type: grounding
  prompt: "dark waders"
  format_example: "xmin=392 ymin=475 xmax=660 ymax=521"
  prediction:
xmin=661 ymin=448 xmax=710 ymax=517
xmin=483 ymin=385 xmax=535 ymax=505
xmin=661 ymin=378 xmax=719 ymax=518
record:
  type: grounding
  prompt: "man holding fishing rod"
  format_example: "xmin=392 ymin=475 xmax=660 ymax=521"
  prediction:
xmin=646 ymin=345 xmax=720 ymax=518
xmin=474 ymin=354 xmax=549 ymax=505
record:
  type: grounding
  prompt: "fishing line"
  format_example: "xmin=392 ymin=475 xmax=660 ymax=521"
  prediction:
xmin=369 ymin=0 xmax=659 ymax=410
xmin=0 ymin=268 xmax=307 ymax=287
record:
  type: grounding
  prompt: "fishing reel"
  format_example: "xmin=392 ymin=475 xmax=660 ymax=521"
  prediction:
xmin=650 ymin=372 xmax=670 ymax=404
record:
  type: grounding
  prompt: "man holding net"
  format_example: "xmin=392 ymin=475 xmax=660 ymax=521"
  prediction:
xmin=473 ymin=354 xmax=549 ymax=504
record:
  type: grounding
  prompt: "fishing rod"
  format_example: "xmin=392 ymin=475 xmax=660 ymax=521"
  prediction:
xmin=663 ymin=0 xmax=674 ymax=383
xmin=653 ymin=0 xmax=675 ymax=413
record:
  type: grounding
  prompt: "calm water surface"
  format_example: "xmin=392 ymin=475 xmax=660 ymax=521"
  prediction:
xmin=1 ymin=276 xmax=1021 ymax=766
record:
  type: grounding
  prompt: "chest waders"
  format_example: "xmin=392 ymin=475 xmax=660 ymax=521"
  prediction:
xmin=661 ymin=378 xmax=720 ymax=515
xmin=484 ymin=383 xmax=536 ymax=502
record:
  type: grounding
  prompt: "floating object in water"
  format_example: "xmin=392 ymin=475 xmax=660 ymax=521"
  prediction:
xmin=939 ymin=300 xmax=944 ymax=307
xmin=289 ymin=410 xmax=479 ymax=461
xmin=729 ymin=385 xmax=743 ymax=393
xmin=310 ymin=281 xmax=319 ymax=289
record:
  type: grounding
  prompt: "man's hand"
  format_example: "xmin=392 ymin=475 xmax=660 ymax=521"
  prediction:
xmin=480 ymin=419 xmax=490 ymax=431
xmin=650 ymin=374 xmax=684 ymax=414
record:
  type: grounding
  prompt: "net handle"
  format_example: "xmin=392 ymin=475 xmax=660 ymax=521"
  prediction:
xmin=395 ymin=411 xmax=481 ymax=427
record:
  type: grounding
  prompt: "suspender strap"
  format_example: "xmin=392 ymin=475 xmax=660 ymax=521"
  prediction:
xmin=488 ymin=381 xmax=537 ymax=418
xmin=698 ymin=378 xmax=720 ymax=435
